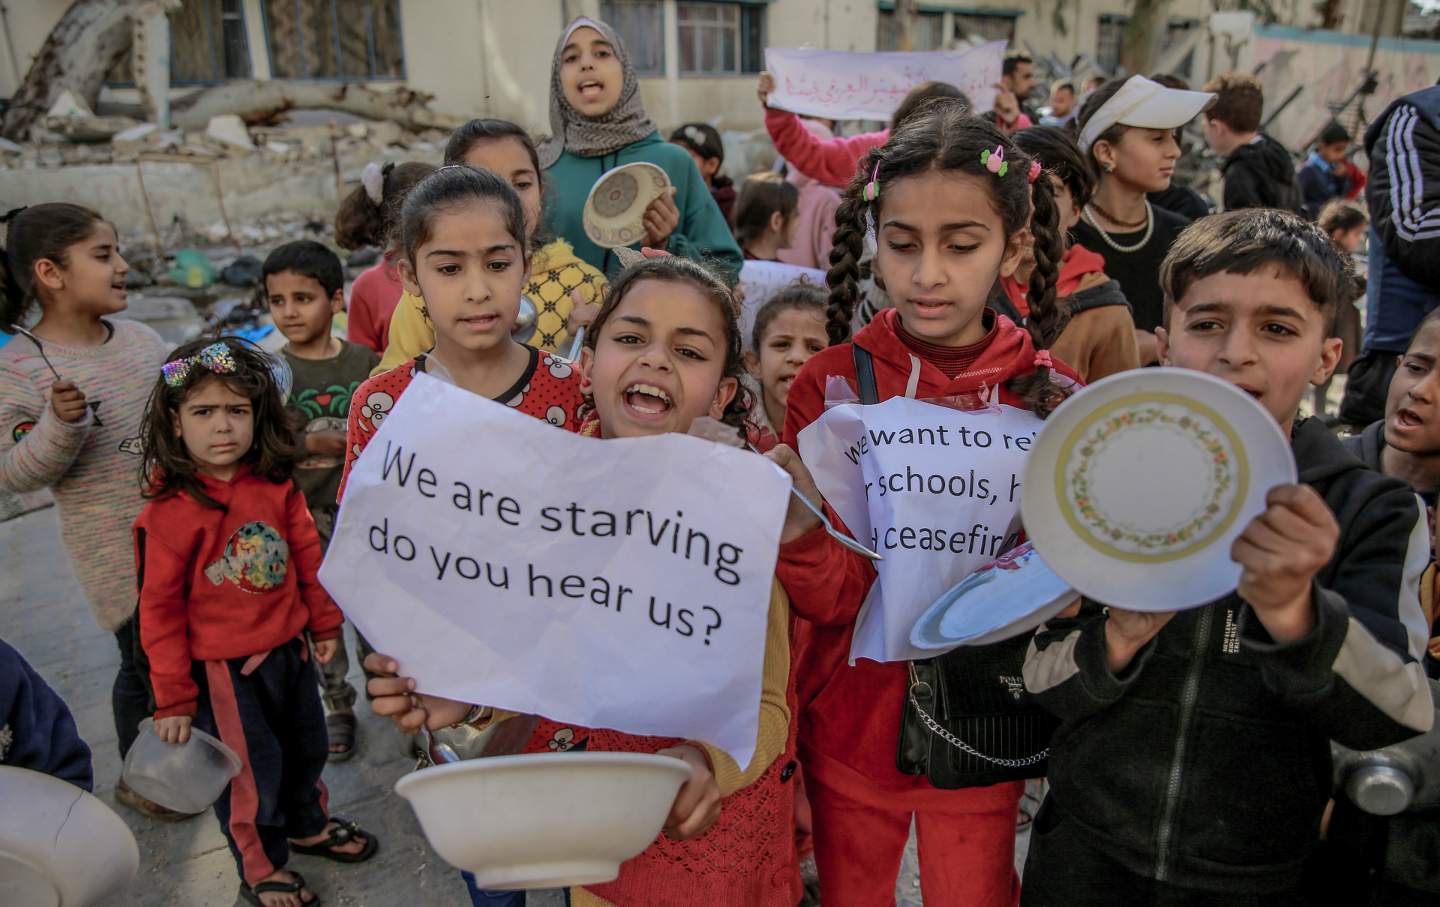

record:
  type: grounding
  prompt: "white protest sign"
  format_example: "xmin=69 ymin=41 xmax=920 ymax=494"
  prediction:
xmin=320 ymin=373 xmax=790 ymax=765
xmin=739 ymin=260 xmax=826 ymax=352
xmin=798 ymin=396 xmax=1041 ymax=663
xmin=764 ymin=42 xmax=1005 ymax=122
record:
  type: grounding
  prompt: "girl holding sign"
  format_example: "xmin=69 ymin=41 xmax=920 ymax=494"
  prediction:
xmin=539 ymin=17 xmax=742 ymax=282
xmin=364 ymin=255 xmax=802 ymax=906
xmin=768 ymin=103 xmax=1077 ymax=906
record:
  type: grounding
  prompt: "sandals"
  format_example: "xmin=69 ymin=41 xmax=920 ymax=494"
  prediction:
xmin=239 ymin=870 xmax=320 ymax=907
xmin=289 ymin=816 xmax=379 ymax=863
xmin=114 ymin=778 xmax=198 ymax=823
xmin=325 ymin=712 xmax=357 ymax=763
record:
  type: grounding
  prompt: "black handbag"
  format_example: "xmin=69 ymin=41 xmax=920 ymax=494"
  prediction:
xmin=850 ymin=345 xmax=1057 ymax=789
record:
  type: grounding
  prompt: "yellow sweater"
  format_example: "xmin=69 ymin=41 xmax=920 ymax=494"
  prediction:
xmin=572 ymin=578 xmax=794 ymax=907
xmin=374 ymin=239 xmax=607 ymax=375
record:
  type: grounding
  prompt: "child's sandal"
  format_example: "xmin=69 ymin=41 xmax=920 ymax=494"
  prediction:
xmin=325 ymin=712 xmax=357 ymax=763
xmin=290 ymin=816 xmax=379 ymax=863
xmin=239 ymin=871 xmax=320 ymax=907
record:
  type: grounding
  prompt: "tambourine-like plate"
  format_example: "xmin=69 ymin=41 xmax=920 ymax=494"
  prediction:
xmin=582 ymin=162 xmax=671 ymax=249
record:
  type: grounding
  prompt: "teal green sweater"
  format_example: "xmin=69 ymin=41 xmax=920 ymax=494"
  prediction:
xmin=543 ymin=132 xmax=743 ymax=284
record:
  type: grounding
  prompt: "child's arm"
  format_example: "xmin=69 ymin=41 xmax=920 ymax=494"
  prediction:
xmin=1023 ymin=602 xmax=1170 ymax=720
xmin=763 ymin=106 xmax=875 ymax=190
xmin=0 ymin=377 xmax=92 ymax=493
xmin=375 ymin=292 xmax=432 ymax=375
xmin=0 ymin=638 xmax=93 ymax=791
xmin=284 ymin=482 xmax=344 ymax=642
xmin=1235 ymin=483 xmax=1434 ymax=750
xmin=136 ymin=526 xmax=202 ymax=720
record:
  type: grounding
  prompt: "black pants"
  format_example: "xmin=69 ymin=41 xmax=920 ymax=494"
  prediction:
xmin=1021 ymin=796 xmax=1306 ymax=907
xmin=1338 ymin=350 xmax=1398 ymax=428
xmin=194 ymin=638 xmax=330 ymax=886
xmin=113 ymin=617 xmax=152 ymax=758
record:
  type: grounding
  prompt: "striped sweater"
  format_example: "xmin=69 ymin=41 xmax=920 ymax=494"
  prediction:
xmin=0 ymin=319 xmax=168 ymax=631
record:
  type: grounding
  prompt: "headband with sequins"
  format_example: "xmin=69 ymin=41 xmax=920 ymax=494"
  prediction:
xmin=161 ymin=342 xmax=238 ymax=388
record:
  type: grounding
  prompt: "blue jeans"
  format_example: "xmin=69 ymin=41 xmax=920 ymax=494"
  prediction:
xmin=461 ymin=875 xmax=571 ymax=906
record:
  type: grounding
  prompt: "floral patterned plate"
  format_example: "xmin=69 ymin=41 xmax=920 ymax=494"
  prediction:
xmin=1020 ymin=368 xmax=1295 ymax=611
xmin=582 ymin=162 xmax=670 ymax=250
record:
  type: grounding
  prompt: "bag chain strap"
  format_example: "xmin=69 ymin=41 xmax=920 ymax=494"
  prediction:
xmin=908 ymin=665 xmax=1049 ymax=769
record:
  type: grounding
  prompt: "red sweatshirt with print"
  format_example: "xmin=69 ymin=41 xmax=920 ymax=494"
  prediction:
xmin=135 ymin=468 xmax=343 ymax=719
xmin=777 ymin=307 xmax=1076 ymax=807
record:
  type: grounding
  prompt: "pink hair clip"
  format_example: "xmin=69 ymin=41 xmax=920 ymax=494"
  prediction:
xmin=862 ymin=159 xmax=882 ymax=202
xmin=980 ymin=145 xmax=1008 ymax=178
xmin=1033 ymin=350 xmax=1053 ymax=370
xmin=1028 ymin=160 xmax=1043 ymax=184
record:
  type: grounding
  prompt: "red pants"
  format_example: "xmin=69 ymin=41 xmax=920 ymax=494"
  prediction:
xmin=807 ymin=775 xmax=1022 ymax=907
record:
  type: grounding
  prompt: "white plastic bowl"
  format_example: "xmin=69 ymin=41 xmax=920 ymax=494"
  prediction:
xmin=395 ymin=751 xmax=691 ymax=890
xmin=121 ymin=717 xmax=241 ymax=813
xmin=0 ymin=767 xmax=139 ymax=907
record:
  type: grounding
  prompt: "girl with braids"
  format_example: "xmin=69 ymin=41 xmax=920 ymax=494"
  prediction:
xmin=0 ymin=203 xmax=174 ymax=818
xmin=765 ymin=102 xmax=1079 ymax=906
xmin=1006 ymin=126 xmax=1141 ymax=382
xmin=335 ymin=161 xmax=436 ymax=355
xmin=363 ymin=256 xmax=802 ymax=907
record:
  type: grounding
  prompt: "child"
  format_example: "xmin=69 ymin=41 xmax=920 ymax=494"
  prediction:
xmin=1039 ymin=81 xmax=1076 ymax=127
xmin=135 ymin=337 xmax=378 ymax=907
xmin=775 ymin=102 xmax=1076 ymax=906
xmin=376 ymin=118 xmax=609 ymax=370
xmin=1073 ymin=75 xmax=1216 ymax=363
xmin=1343 ymin=306 xmax=1440 ymax=508
xmin=0 ymin=637 xmax=93 ymax=791
xmin=775 ymin=119 xmax=841 ymax=271
xmin=757 ymin=76 xmax=967 ymax=189
xmin=364 ymin=255 xmax=800 ymax=907
xmin=335 ymin=161 xmax=436 ymax=356
xmin=670 ymin=122 xmax=737 ymax=221
xmin=1201 ymin=72 xmax=1302 ymax=214
xmin=0 ymin=203 xmax=172 ymax=817
xmin=540 ymin=17 xmax=742 ymax=280
xmin=1313 ymin=199 xmax=1369 ymax=415
xmin=1299 ymin=122 xmax=1366 ymax=220
xmin=1021 ymin=209 xmax=1434 ymax=906
xmin=734 ymin=172 xmax=799 ymax=262
xmin=1007 ymin=125 xmax=1140 ymax=382
xmin=263 ymin=240 xmax=380 ymax=762
xmin=744 ymin=281 xmax=828 ymax=449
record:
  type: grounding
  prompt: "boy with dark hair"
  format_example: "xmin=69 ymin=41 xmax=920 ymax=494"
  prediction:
xmin=1202 ymin=73 xmax=1302 ymax=213
xmin=262 ymin=240 xmax=379 ymax=762
xmin=1021 ymin=208 xmax=1434 ymax=906
xmin=1040 ymin=81 xmax=1076 ymax=126
xmin=1299 ymin=122 xmax=1365 ymax=219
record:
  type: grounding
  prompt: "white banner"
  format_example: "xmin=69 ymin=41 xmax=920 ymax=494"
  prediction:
xmin=738 ymin=260 xmax=826 ymax=352
xmin=319 ymin=374 xmax=790 ymax=765
xmin=763 ymin=42 xmax=1005 ymax=122
xmin=798 ymin=396 xmax=1041 ymax=662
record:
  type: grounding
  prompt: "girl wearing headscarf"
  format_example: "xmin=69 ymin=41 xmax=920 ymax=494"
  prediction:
xmin=540 ymin=17 xmax=743 ymax=282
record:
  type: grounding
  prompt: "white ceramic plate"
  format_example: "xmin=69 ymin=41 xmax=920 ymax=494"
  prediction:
xmin=911 ymin=542 xmax=1078 ymax=649
xmin=1021 ymin=368 xmax=1295 ymax=612
xmin=583 ymin=162 xmax=671 ymax=249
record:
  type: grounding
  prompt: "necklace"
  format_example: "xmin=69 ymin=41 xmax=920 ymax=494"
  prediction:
xmin=1088 ymin=200 xmax=1147 ymax=229
xmin=1082 ymin=202 xmax=1154 ymax=254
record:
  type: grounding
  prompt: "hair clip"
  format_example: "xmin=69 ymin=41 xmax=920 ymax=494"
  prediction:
xmin=1028 ymin=160 xmax=1043 ymax=184
xmin=162 ymin=342 xmax=238 ymax=388
xmin=862 ymin=160 xmax=882 ymax=202
xmin=361 ymin=162 xmax=385 ymax=204
xmin=1033 ymin=349 xmax=1053 ymax=370
xmin=981 ymin=146 xmax=1008 ymax=178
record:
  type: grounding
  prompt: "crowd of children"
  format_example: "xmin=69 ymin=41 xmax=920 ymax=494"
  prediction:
xmin=3 ymin=14 xmax=1439 ymax=907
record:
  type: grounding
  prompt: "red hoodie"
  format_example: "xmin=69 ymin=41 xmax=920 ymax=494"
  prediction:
xmin=135 ymin=468 xmax=343 ymax=719
xmin=999 ymin=243 xmax=1108 ymax=318
xmin=777 ymin=308 xmax=1075 ymax=806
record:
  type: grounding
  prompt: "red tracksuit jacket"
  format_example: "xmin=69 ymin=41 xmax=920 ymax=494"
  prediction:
xmin=777 ymin=307 xmax=1076 ymax=806
xmin=135 ymin=468 xmax=343 ymax=719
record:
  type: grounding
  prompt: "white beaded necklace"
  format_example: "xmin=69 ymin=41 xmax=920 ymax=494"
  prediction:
xmin=1082 ymin=201 xmax=1154 ymax=254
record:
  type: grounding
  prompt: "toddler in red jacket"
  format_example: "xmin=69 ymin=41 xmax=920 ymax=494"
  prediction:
xmin=133 ymin=337 xmax=378 ymax=907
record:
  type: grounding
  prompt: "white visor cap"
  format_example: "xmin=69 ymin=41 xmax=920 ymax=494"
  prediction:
xmin=1077 ymin=75 xmax=1217 ymax=153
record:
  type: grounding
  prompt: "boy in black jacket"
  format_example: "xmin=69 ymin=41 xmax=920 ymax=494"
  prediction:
xmin=1022 ymin=209 xmax=1434 ymax=906
xmin=1202 ymin=73 xmax=1302 ymax=214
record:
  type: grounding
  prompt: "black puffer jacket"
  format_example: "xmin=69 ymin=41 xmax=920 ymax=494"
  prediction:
xmin=1367 ymin=86 xmax=1440 ymax=291
xmin=1222 ymin=133 xmax=1302 ymax=213
xmin=1025 ymin=418 xmax=1434 ymax=893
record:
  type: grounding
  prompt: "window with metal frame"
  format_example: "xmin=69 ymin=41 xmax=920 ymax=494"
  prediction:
xmin=106 ymin=0 xmax=252 ymax=86
xmin=954 ymin=12 xmax=1016 ymax=46
xmin=677 ymin=1 xmax=765 ymax=75
xmin=262 ymin=0 xmax=404 ymax=81
xmin=877 ymin=8 xmax=946 ymax=51
xmin=1096 ymin=15 xmax=1202 ymax=80
xmin=600 ymin=0 xmax=667 ymax=75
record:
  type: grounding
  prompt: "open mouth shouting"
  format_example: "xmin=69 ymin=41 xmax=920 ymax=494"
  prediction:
xmin=623 ymin=382 xmax=673 ymax=419
xmin=577 ymin=79 xmax=606 ymax=102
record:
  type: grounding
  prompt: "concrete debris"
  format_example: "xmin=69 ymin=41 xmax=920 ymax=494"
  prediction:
xmin=205 ymin=114 xmax=254 ymax=152
xmin=46 ymin=89 xmax=94 ymax=119
xmin=0 ymin=137 xmax=24 ymax=156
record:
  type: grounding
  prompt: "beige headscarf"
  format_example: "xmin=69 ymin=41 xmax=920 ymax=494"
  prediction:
xmin=537 ymin=17 xmax=658 ymax=169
